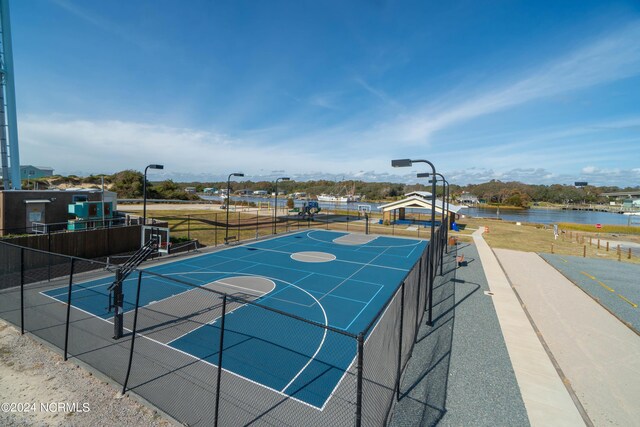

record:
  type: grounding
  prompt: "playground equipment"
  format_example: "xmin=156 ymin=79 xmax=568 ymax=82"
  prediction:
xmin=298 ymin=201 xmax=321 ymax=220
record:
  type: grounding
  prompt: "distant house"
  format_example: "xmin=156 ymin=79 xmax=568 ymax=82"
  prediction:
xmin=253 ymin=190 xmax=268 ymax=196
xmin=458 ymin=192 xmax=479 ymax=205
xmin=184 ymin=187 xmax=197 ymax=193
xmin=0 ymin=165 xmax=54 ymax=181
xmin=0 ymin=189 xmax=115 ymax=235
xmin=203 ymin=187 xmax=217 ymax=194
xmin=235 ymin=189 xmax=253 ymax=196
xmin=20 ymin=165 xmax=54 ymax=179
xmin=404 ymin=191 xmax=432 ymax=199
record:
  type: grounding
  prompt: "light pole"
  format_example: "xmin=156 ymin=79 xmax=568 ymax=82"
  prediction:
xmin=392 ymin=158 xmax=437 ymax=326
xmin=273 ymin=177 xmax=290 ymax=235
xmin=226 ymin=172 xmax=244 ymax=243
xmin=143 ymin=164 xmax=164 ymax=225
xmin=418 ymin=172 xmax=449 ymax=272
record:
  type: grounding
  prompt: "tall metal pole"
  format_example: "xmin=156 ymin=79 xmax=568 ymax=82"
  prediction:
xmin=392 ymin=158 xmax=437 ymax=326
xmin=142 ymin=164 xmax=163 ymax=226
xmin=143 ymin=166 xmax=149 ymax=226
xmin=273 ymin=180 xmax=278 ymax=235
xmin=225 ymin=172 xmax=244 ymax=243
xmin=225 ymin=175 xmax=231 ymax=243
xmin=0 ymin=0 xmax=21 ymax=189
xmin=273 ymin=177 xmax=289 ymax=235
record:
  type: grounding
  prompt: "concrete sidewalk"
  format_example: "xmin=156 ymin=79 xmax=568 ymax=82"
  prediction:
xmin=473 ymin=230 xmax=585 ymax=426
xmin=495 ymin=248 xmax=640 ymax=426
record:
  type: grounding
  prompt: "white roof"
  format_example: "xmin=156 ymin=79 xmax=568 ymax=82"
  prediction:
xmin=378 ymin=195 xmax=464 ymax=214
xmin=404 ymin=191 xmax=432 ymax=198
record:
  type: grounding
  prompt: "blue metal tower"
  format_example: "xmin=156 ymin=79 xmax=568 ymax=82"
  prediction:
xmin=0 ymin=0 xmax=20 ymax=190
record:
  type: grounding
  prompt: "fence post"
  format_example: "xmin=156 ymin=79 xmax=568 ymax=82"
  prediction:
xmin=427 ymin=244 xmax=434 ymax=325
xmin=215 ymin=213 xmax=218 ymax=247
xmin=618 ymin=245 xmax=621 ymax=262
xmin=122 ymin=271 xmax=143 ymax=395
xmin=629 ymin=248 xmax=632 ymax=259
xmin=215 ymin=294 xmax=228 ymax=427
xmin=551 ymin=243 xmax=554 ymax=254
xmin=64 ymin=258 xmax=75 ymax=361
xmin=583 ymin=245 xmax=586 ymax=257
xmin=346 ymin=208 xmax=349 ymax=232
xmin=47 ymin=229 xmax=52 ymax=281
xmin=424 ymin=245 xmax=431 ymax=313
xmin=187 ymin=215 xmax=191 ymax=240
xmin=439 ymin=227 xmax=444 ymax=276
xmin=20 ymin=248 xmax=25 ymax=335
xmin=355 ymin=332 xmax=364 ymax=427
xmin=415 ymin=258 xmax=422 ymax=339
xmin=606 ymin=241 xmax=609 ymax=252
xmin=597 ymin=239 xmax=600 ymax=249
xmin=396 ymin=282 xmax=405 ymax=401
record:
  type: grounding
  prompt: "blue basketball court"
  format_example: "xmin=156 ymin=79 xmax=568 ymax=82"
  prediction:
xmin=41 ymin=230 xmax=427 ymax=408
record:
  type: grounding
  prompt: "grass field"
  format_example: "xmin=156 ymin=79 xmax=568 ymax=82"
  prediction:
xmin=131 ymin=206 xmax=640 ymax=264
xmin=452 ymin=217 xmax=640 ymax=264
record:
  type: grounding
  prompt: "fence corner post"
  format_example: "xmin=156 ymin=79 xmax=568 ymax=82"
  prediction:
xmin=20 ymin=248 xmax=25 ymax=335
xmin=355 ymin=332 xmax=364 ymax=427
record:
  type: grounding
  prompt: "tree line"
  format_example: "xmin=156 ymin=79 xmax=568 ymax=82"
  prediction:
xmin=33 ymin=171 xmax=639 ymax=207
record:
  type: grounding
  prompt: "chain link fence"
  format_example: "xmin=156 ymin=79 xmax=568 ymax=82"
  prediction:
xmin=0 ymin=216 xmax=450 ymax=426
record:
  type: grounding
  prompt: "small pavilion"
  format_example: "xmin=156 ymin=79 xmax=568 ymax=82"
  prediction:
xmin=378 ymin=191 xmax=464 ymax=228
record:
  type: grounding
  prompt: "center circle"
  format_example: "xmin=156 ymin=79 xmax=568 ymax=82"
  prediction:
xmin=290 ymin=251 xmax=336 ymax=263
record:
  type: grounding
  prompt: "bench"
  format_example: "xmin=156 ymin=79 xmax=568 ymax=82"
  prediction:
xmin=456 ymin=254 xmax=466 ymax=267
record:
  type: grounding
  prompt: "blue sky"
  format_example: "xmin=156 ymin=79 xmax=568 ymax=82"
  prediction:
xmin=10 ymin=0 xmax=640 ymax=186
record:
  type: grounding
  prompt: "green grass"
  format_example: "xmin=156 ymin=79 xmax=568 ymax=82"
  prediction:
xmin=558 ymin=222 xmax=640 ymax=235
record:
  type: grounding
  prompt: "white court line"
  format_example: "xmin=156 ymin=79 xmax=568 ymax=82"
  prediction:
xmin=279 ymin=286 xmax=328 ymax=394
xmin=242 ymin=245 xmax=411 ymax=272
xmin=306 ymin=230 xmax=425 ymax=248
xmin=319 ymin=285 xmax=403 ymax=411
xmin=318 ymin=246 xmax=391 ymax=303
xmin=38 ymin=284 xmax=327 ymax=411
xmin=342 ymin=285 xmax=385 ymax=331
xmin=164 ymin=277 xmax=276 ymax=345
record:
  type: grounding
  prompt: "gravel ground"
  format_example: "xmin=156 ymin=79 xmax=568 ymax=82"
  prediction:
xmin=0 ymin=319 xmax=172 ymax=427
xmin=389 ymin=243 xmax=529 ymax=426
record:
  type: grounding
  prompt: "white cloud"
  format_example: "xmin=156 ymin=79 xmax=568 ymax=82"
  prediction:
xmin=374 ymin=20 xmax=640 ymax=145
xmin=582 ymin=166 xmax=598 ymax=174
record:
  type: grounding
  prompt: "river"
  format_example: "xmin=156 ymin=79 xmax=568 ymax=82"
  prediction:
xmin=199 ymin=196 xmax=638 ymax=226
xmin=460 ymin=207 xmax=638 ymax=226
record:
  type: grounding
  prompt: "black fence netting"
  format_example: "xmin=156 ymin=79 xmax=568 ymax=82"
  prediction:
xmin=0 ymin=243 xmax=21 ymax=328
xmin=0 ymin=219 xmax=449 ymax=426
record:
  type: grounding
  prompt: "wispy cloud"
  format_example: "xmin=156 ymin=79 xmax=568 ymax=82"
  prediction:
xmin=354 ymin=77 xmax=401 ymax=108
xmin=51 ymin=0 xmax=160 ymax=50
xmin=380 ymin=20 xmax=640 ymax=145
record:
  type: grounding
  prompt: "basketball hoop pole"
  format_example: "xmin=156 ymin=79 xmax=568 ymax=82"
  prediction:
xmin=113 ymin=270 xmax=124 ymax=339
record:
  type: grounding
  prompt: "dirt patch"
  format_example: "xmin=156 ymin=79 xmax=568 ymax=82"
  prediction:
xmin=0 ymin=319 xmax=172 ymax=427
